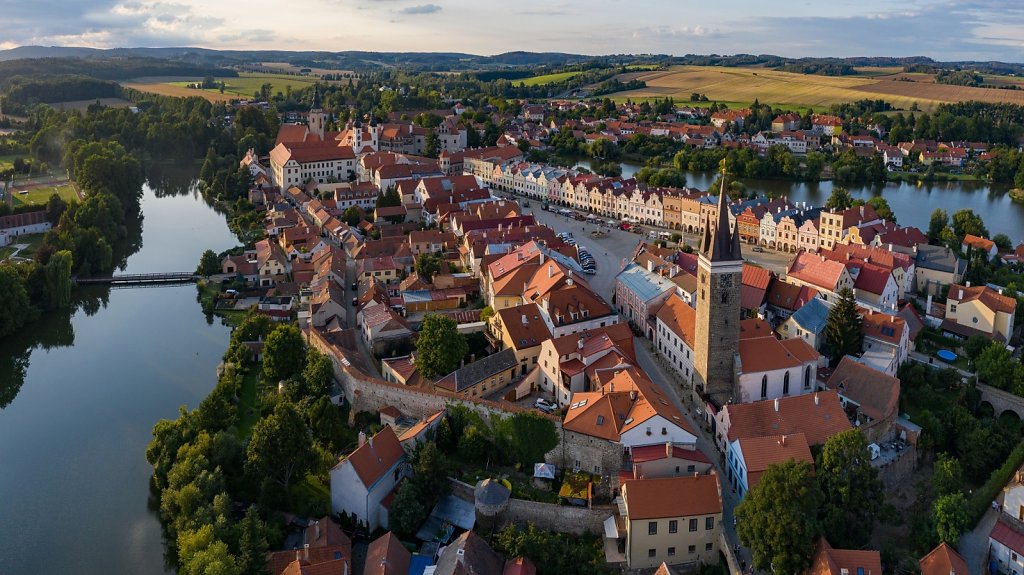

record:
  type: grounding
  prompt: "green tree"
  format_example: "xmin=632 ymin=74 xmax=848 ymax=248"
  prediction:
xmin=804 ymin=151 xmax=826 ymax=180
xmin=376 ymin=186 xmax=401 ymax=208
xmin=178 ymin=525 xmax=242 ymax=575
xmin=45 ymin=193 xmax=68 ymax=225
xmin=825 ymin=187 xmax=855 ymax=211
xmin=410 ymin=441 xmax=449 ymax=503
xmin=414 ymin=252 xmax=443 ymax=283
xmin=866 ymin=196 xmax=896 ymax=223
xmin=425 ymin=130 xmax=440 ymax=158
xmin=235 ymin=506 xmax=270 ymax=575
xmin=415 ymin=315 xmax=468 ymax=379
xmin=975 ymin=342 xmax=1023 ymax=391
xmin=928 ymin=209 xmax=949 ymax=243
xmin=824 ymin=288 xmax=863 ymax=367
xmin=301 ymin=348 xmax=335 ymax=400
xmin=196 ymin=249 xmax=221 ymax=277
xmin=933 ymin=492 xmax=969 ymax=545
xmin=951 ymin=208 xmax=989 ymax=239
xmin=246 ymin=401 xmax=313 ymax=490
xmin=736 ymin=460 xmax=822 ymax=575
xmin=963 ymin=334 xmax=992 ymax=362
xmin=262 ymin=325 xmax=306 ymax=384
xmin=932 ymin=454 xmax=964 ymax=497
xmin=390 ymin=481 xmax=427 ymax=537
xmin=458 ymin=424 xmax=492 ymax=463
xmin=817 ymin=429 xmax=884 ymax=547
xmin=343 ymin=206 xmax=360 ymax=226
xmin=493 ymin=412 xmax=559 ymax=467
xmin=306 ymin=396 xmax=346 ymax=452
xmin=480 ymin=305 xmax=495 ymax=324
xmin=0 ymin=265 xmax=33 ymax=337
xmin=42 ymin=249 xmax=73 ymax=309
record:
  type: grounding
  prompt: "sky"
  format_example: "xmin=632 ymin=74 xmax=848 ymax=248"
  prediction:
xmin=2 ymin=0 xmax=1024 ymax=62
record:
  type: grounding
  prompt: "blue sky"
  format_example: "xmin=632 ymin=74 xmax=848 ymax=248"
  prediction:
xmin=2 ymin=0 xmax=1023 ymax=61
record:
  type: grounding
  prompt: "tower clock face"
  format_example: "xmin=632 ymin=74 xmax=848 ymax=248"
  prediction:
xmin=719 ymin=274 xmax=733 ymax=288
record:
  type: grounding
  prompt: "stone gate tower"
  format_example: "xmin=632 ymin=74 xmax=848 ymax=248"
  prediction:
xmin=693 ymin=181 xmax=742 ymax=407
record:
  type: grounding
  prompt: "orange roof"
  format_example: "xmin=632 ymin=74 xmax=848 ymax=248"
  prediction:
xmin=547 ymin=323 xmax=635 ymax=359
xmin=827 ymin=357 xmax=900 ymax=422
xmin=948 ymin=283 xmax=1017 ymax=314
xmin=738 ymin=318 xmax=773 ymax=340
xmin=722 ymin=391 xmax=851 ymax=446
xmin=805 ymin=538 xmax=882 ymax=575
xmin=562 ymin=368 xmax=692 ymax=440
xmin=623 ymin=474 xmax=722 ymax=520
xmin=495 ymin=303 xmax=550 ymax=351
xmin=919 ymin=542 xmax=969 ymax=575
xmin=787 ymin=252 xmax=847 ymax=291
xmin=656 ymin=294 xmax=696 ymax=347
xmin=502 ymin=557 xmax=537 ymax=575
xmin=336 ymin=427 xmax=405 ymax=487
xmin=736 ymin=433 xmax=813 ymax=490
xmin=962 ymin=233 xmax=995 ymax=251
xmin=398 ymin=410 xmax=444 ymax=443
xmin=364 ymin=532 xmax=411 ymax=575
xmin=738 ymin=335 xmax=819 ymax=373
xmin=861 ymin=312 xmax=906 ymax=345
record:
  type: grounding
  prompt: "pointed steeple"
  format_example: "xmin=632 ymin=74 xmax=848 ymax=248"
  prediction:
xmin=311 ymin=85 xmax=322 ymax=111
xmin=701 ymin=174 xmax=742 ymax=262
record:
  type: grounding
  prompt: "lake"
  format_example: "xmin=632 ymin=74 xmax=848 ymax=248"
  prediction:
xmin=0 ymin=181 xmax=238 ymax=575
xmin=573 ymin=159 xmax=1024 ymax=241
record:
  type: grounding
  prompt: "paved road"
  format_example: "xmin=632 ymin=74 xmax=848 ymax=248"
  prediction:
xmin=960 ymin=496 xmax=999 ymax=575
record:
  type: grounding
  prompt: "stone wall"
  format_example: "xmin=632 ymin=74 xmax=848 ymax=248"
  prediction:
xmin=877 ymin=445 xmax=918 ymax=489
xmin=448 ymin=479 xmax=610 ymax=536
xmin=549 ymin=429 xmax=624 ymax=497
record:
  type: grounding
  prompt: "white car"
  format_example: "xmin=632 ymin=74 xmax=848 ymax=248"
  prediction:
xmin=534 ymin=398 xmax=557 ymax=413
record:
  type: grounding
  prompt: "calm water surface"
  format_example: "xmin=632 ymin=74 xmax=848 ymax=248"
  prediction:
xmin=0 ymin=181 xmax=238 ymax=575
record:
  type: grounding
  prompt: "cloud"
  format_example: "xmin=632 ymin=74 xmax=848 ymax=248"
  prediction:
xmin=398 ymin=3 xmax=441 ymax=14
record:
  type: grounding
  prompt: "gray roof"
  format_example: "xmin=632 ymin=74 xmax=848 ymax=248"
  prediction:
xmin=789 ymin=297 xmax=830 ymax=334
xmin=701 ymin=188 xmax=742 ymax=262
xmin=449 ymin=349 xmax=518 ymax=392
xmin=415 ymin=495 xmax=476 ymax=541
xmin=915 ymin=244 xmax=963 ymax=273
xmin=474 ymin=479 xmax=511 ymax=506
xmin=615 ymin=262 xmax=677 ymax=303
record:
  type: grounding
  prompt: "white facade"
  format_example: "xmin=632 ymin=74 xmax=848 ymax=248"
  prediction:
xmin=329 ymin=456 xmax=402 ymax=531
xmin=619 ymin=414 xmax=697 ymax=449
xmin=735 ymin=363 xmax=817 ymax=404
xmin=655 ymin=317 xmax=695 ymax=385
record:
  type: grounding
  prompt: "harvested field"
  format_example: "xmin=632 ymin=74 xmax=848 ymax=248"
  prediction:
xmin=607 ymin=65 xmax=1024 ymax=111
xmin=123 ymin=72 xmax=330 ymax=102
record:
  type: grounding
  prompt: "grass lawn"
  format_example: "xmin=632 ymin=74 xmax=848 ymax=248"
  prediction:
xmin=520 ymin=71 xmax=583 ymax=86
xmin=10 ymin=183 xmax=78 ymax=207
xmin=0 ymin=154 xmax=19 ymax=172
xmin=11 ymin=233 xmax=45 ymax=259
xmin=236 ymin=367 xmax=262 ymax=438
xmin=0 ymin=246 xmax=16 ymax=260
xmin=288 ymin=474 xmax=331 ymax=518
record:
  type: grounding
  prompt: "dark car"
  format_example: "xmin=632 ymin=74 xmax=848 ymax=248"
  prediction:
xmin=351 ymin=281 xmax=358 ymax=290
xmin=351 ymin=297 xmax=358 ymax=306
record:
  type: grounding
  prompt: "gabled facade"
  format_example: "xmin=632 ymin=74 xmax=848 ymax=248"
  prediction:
xmin=330 ymin=427 xmax=407 ymax=531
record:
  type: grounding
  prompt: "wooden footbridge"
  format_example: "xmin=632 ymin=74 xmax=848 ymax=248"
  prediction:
xmin=75 ymin=272 xmax=198 ymax=286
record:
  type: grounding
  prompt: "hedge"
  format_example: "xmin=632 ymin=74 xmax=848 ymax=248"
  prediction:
xmin=967 ymin=440 xmax=1024 ymax=523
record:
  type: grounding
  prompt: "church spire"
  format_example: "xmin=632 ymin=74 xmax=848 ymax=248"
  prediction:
xmin=701 ymin=167 xmax=742 ymax=262
xmin=311 ymin=84 xmax=322 ymax=111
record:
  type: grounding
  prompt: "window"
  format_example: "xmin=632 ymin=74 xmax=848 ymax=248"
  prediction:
xmin=705 ymin=543 xmax=713 ymax=552
xmin=706 ymin=517 xmax=714 ymax=530
xmin=648 ymin=549 xmax=656 ymax=558
xmin=669 ymin=520 xmax=678 ymax=534
xmin=648 ymin=521 xmax=657 ymax=535
xmin=688 ymin=545 xmax=696 ymax=554
xmin=687 ymin=465 xmax=695 ymax=473
xmin=804 ymin=365 xmax=812 ymax=390
xmin=667 ymin=547 xmax=676 ymax=557
xmin=783 ymin=371 xmax=790 ymax=395
xmin=761 ymin=375 xmax=768 ymax=399
xmin=689 ymin=518 xmax=698 ymax=532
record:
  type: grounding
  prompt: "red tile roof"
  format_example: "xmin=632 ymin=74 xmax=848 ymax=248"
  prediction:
xmin=338 ymin=427 xmax=404 ymax=488
xmin=622 ymin=474 xmax=722 ymax=520
xmin=722 ymin=391 xmax=851 ymax=446
xmin=364 ymin=532 xmax=411 ymax=575
xmin=563 ymin=368 xmax=692 ymax=440
xmin=919 ymin=542 xmax=969 ymax=575
xmin=948 ymin=283 xmax=1017 ymax=314
xmin=738 ymin=335 xmax=819 ymax=373
xmin=805 ymin=538 xmax=882 ymax=575
xmin=737 ymin=433 xmax=813 ymax=490
xmin=991 ymin=516 xmax=1024 ymax=554
xmin=827 ymin=357 xmax=900 ymax=422
xmin=655 ymin=294 xmax=696 ymax=348
xmin=788 ymin=252 xmax=847 ymax=291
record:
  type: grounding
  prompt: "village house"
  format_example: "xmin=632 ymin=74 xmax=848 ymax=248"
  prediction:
xmin=255 ymin=238 xmax=289 ymax=287
xmin=434 ymin=348 xmax=519 ymax=398
xmin=266 ymin=517 xmax=353 ymax=575
xmin=726 ymin=432 xmax=814 ymax=499
xmin=536 ymin=324 xmax=635 ymax=407
xmin=309 ymin=282 xmax=348 ymax=328
xmin=488 ymin=303 xmax=552 ymax=378
xmin=221 ymin=251 xmax=259 ymax=284
xmin=962 ymin=233 xmax=999 ymax=258
xmin=785 ymin=251 xmax=854 ymax=303
xmin=918 ymin=542 xmax=969 ymax=575
xmin=735 ymin=319 xmax=821 ymax=404
xmin=826 ymin=357 xmax=900 ymax=443
xmin=914 ymin=244 xmax=965 ymax=296
xmin=777 ymin=297 xmax=830 ymax=350
xmin=0 ymin=211 xmax=52 ymax=246
xmin=655 ymin=294 xmax=697 ymax=386
xmin=989 ymin=466 xmax=1024 ymax=575
xmin=330 ymin=427 xmax=407 ymax=532
xmin=943 ymin=283 xmax=1017 ymax=342
xmin=614 ymin=474 xmax=722 ymax=571
xmin=818 ymin=204 xmax=881 ymax=251
xmin=357 ymin=300 xmax=414 ymax=355
xmin=765 ymin=279 xmax=820 ymax=323
xmin=714 ymin=390 xmax=851 ymax=453
xmin=804 ymin=538 xmax=882 ymax=575
xmin=860 ymin=312 xmax=910 ymax=376
xmin=363 ymin=532 xmax=409 ymax=575
xmin=614 ymin=255 xmax=680 ymax=338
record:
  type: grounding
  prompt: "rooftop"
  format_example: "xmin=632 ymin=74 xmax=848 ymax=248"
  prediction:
xmin=623 ymin=474 xmax=722 ymax=520
xmin=723 ymin=391 xmax=851 ymax=446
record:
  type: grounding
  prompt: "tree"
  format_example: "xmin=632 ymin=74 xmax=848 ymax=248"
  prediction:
xmin=825 ymin=186 xmax=855 ymax=211
xmin=178 ymin=525 xmax=242 ymax=575
xmin=493 ymin=412 xmax=559 ymax=467
xmin=866 ymin=196 xmax=896 ymax=223
xmin=824 ymin=288 xmax=863 ymax=367
xmin=425 ymin=130 xmax=440 ymax=158
xmin=42 ymin=250 xmax=73 ymax=310
xmin=0 ymin=265 xmax=33 ymax=337
xmin=376 ymin=186 xmax=401 ymax=208
xmin=235 ymin=506 xmax=270 ymax=575
xmin=262 ymin=325 xmax=306 ymax=384
xmin=343 ymin=206 xmax=360 ymax=226
xmin=196 ymin=249 xmax=221 ymax=277
xmin=951 ymin=208 xmax=989 ymax=240
xmin=804 ymin=151 xmax=826 ymax=180
xmin=246 ymin=401 xmax=313 ymax=490
xmin=300 ymin=348 xmax=335 ymax=400
xmin=817 ymin=429 xmax=884 ymax=547
xmin=45 ymin=193 xmax=68 ymax=225
xmin=933 ymin=492 xmax=969 ymax=545
xmin=307 ymin=396 xmax=346 ymax=452
xmin=480 ymin=306 xmax=495 ymax=324
xmin=389 ymin=481 xmax=427 ymax=537
xmin=932 ymin=454 xmax=964 ymax=497
xmin=994 ymin=233 xmax=1013 ymax=252
xmin=410 ymin=441 xmax=449 ymax=503
xmin=415 ymin=315 xmax=468 ymax=379
xmin=928 ymin=209 xmax=949 ymax=243
xmin=963 ymin=334 xmax=992 ymax=362
xmin=975 ymin=342 xmax=1023 ymax=391
xmin=736 ymin=460 xmax=822 ymax=575
xmin=414 ymin=253 xmax=443 ymax=283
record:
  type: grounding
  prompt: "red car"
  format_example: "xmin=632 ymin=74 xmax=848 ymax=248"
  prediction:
xmin=619 ymin=223 xmax=632 ymax=231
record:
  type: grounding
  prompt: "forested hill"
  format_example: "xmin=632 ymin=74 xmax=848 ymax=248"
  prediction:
xmin=0 ymin=57 xmax=237 ymax=87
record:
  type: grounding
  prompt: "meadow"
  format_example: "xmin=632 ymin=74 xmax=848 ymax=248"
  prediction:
xmin=606 ymin=65 xmax=1024 ymax=111
xmin=519 ymin=71 xmax=583 ymax=86
xmin=10 ymin=182 xmax=79 ymax=207
xmin=123 ymin=72 xmax=330 ymax=102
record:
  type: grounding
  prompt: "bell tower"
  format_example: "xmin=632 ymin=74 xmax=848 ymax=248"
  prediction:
xmin=693 ymin=177 xmax=743 ymax=408
xmin=308 ymin=85 xmax=326 ymax=140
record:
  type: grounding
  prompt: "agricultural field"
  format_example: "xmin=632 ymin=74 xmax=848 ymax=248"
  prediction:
xmin=519 ymin=71 xmax=583 ymax=86
xmin=10 ymin=182 xmax=80 ymax=207
xmin=123 ymin=72 xmax=330 ymax=102
xmin=606 ymin=65 xmax=1024 ymax=111
xmin=47 ymin=98 xmax=133 ymax=112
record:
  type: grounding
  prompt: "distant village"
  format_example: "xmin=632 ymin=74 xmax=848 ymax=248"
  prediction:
xmin=210 ymin=93 xmax=1023 ymax=575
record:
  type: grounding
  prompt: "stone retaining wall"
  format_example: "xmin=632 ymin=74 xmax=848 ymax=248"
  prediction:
xmin=448 ymin=479 xmax=609 ymax=536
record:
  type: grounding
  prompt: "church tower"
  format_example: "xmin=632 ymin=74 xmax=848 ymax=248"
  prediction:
xmin=308 ymin=85 xmax=326 ymax=140
xmin=693 ymin=179 xmax=743 ymax=407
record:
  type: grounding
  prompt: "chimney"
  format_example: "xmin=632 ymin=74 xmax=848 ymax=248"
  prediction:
xmin=315 ymin=521 xmax=320 ymax=541
xmin=774 ymin=398 xmax=779 ymax=412
xmin=548 ymin=264 xmax=554 ymax=278
xmin=539 ymin=252 xmax=545 ymax=264
xmin=295 ymin=550 xmax=301 ymax=562
xmin=780 ymin=435 xmax=787 ymax=446
xmin=578 ymin=336 xmax=584 ymax=350
xmin=630 ymin=390 xmax=638 ymax=401
xmin=304 ymin=544 xmax=310 ymax=562
xmin=358 ymin=431 xmax=366 ymax=447
xmin=647 ymin=259 xmax=655 ymax=273
xmin=814 ymin=392 xmax=819 ymax=406
xmin=666 ymin=442 xmax=673 ymax=458
xmin=926 ymin=294 xmax=933 ymax=315
xmin=965 ymin=281 xmax=970 ymax=288
xmin=522 ymin=314 xmax=528 ymax=324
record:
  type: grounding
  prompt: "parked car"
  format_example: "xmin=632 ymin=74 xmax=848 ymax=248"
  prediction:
xmin=752 ymin=246 xmax=764 ymax=253
xmin=351 ymin=297 xmax=359 ymax=307
xmin=535 ymin=398 xmax=557 ymax=413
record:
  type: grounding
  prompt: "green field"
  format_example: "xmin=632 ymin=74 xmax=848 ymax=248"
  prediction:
xmin=520 ymin=71 xmax=583 ymax=86
xmin=10 ymin=183 xmax=78 ymax=207
xmin=0 ymin=246 xmax=16 ymax=260
xmin=0 ymin=155 xmax=19 ymax=172
xmin=9 ymin=233 xmax=44 ymax=259
xmin=125 ymin=72 xmax=330 ymax=102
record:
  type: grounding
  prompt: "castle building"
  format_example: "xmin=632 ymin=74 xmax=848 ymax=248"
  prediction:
xmin=693 ymin=185 xmax=743 ymax=408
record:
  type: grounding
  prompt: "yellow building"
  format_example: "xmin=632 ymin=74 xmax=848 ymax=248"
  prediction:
xmin=488 ymin=303 xmax=552 ymax=377
xmin=944 ymin=284 xmax=1017 ymax=342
